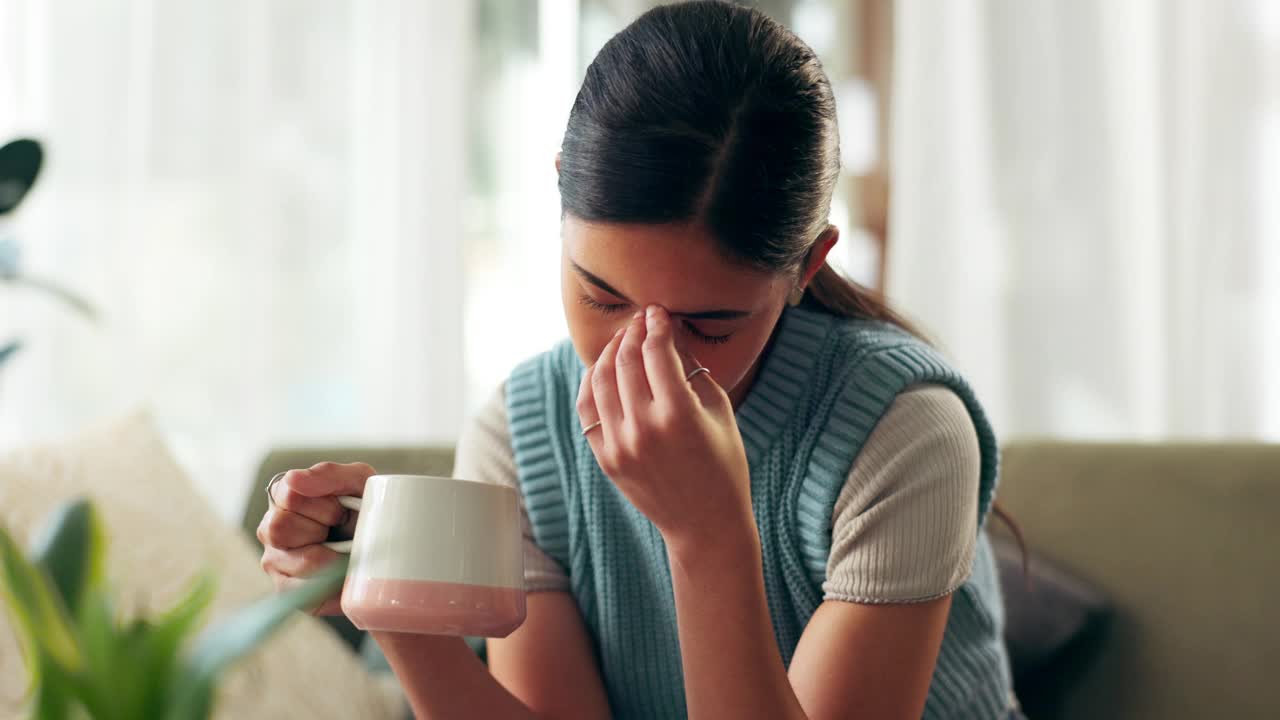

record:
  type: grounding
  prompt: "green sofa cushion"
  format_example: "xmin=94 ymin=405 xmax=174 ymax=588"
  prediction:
xmin=997 ymin=441 xmax=1280 ymax=720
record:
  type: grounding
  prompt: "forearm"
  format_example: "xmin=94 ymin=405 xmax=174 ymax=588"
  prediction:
xmin=372 ymin=631 xmax=540 ymax=720
xmin=666 ymin=524 xmax=808 ymax=720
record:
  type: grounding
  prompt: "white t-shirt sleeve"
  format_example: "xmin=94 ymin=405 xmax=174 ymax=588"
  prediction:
xmin=822 ymin=384 xmax=981 ymax=604
xmin=452 ymin=382 xmax=571 ymax=593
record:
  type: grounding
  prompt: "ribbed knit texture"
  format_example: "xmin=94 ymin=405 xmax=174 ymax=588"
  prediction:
xmin=461 ymin=382 xmax=982 ymax=599
xmin=507 ymin=305 xmax=1011 ymax=719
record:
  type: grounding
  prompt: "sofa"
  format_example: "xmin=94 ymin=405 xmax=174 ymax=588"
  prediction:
xmin=244 ymin=441 xmax=1280 ymax=719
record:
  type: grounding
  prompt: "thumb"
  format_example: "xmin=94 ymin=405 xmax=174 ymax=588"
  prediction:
xmin=288 ymin=462 xmax=375 ymax=499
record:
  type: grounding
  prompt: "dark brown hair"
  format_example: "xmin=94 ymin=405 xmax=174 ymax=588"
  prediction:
xmin=559 ymin=1 xmax=897 ymax=322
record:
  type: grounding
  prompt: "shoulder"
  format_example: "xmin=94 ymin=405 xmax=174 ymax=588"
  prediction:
xmin=865 ymin=385 xmax=980 ymax=467
xmin=509 ymin=338 xmax=583 ymax=384
xmin=802 ymin=311 xmax=987 ymax=474
xmin=814 ymin=311 xmax=997 ymax=508
xmin=823 ymin=383 xmax=981 ymax=603
xmin=839 ymin=383 xmax=981 ymax=517
xmin=815 ymin=311 xmax=969 ymax=416
xmin=453 ymin=382 xmax=515 ymax=485
xmin=505 ymin=340 xmax=587 ymax=430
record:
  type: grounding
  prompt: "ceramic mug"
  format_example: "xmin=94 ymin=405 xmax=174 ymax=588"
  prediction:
xmin=321 ymin=474 xmax=526 ymax=637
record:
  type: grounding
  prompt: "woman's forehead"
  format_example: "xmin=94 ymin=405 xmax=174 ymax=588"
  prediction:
xmin=562 ymin=216 xmax=779 ymax=308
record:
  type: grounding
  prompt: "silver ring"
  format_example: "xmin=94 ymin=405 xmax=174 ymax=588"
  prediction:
xmin=685 ymin=366 xmax=710 ymax=381
xmin=581 ymin=420 xmax=603 ymax=435
xmin=266 ymin=471 xmax=288 ymax=509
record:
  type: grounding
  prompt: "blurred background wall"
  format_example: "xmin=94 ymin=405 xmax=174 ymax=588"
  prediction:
xmin=1 ymin=0 xmax=1276 ymax=520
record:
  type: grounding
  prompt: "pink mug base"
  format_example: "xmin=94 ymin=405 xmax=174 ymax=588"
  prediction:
xmin=342 ymin=577 xmax=527 ymax=638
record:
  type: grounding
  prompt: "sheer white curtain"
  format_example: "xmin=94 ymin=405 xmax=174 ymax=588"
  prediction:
xmin=0 ymin=0 xmax=468 ymax=520
xmin=890 ymin=0 xmax=1280 ymax=440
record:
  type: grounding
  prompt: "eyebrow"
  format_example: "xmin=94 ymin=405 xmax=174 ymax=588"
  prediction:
xmin=569 ymin=260 xmax=752 ymax=320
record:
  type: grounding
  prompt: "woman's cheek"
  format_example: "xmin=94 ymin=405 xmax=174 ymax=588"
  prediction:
xmin=708 ymin=322 xmax=780 ymax=396
xmin=703 ymin=348 xmax=749 ymax=390
xmin=565 ymin=306 xmax=624 ymax=365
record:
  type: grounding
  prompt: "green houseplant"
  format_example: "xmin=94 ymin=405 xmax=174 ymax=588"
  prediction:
xmin=0 ymin=497 xmax=346 ymax=719
xmin=0 ymin=137 xmax=97 ymax=371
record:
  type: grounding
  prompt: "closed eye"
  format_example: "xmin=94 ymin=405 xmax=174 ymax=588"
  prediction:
xmin=578 ymin=294 xmax=629 ymax=314
xmin=683 ymin=322 xmax=732 ymax=344
xmin=579 ymin=292 xmax=733 ymax=343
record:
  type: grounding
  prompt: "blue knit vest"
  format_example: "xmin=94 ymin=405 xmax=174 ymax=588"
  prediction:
xmin=506 ymin=305 xmax=1012 ymax=719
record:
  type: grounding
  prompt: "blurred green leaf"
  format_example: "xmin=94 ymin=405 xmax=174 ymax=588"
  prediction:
xmin=0 ymin=339 xmax=19 ymax=367
xmin=0 ymin=524 xmax=83 ymax=674
xmin=3 ymin=499 xmax=342 ymax=720
xmin=32 ymin=660 xmax=76 ymax=720
xmin=0 ymin=236 xmax=18 ymax=275
xmin=167 ymin=559 xmax=347 ymax=720
xmin=4 ymin=274 xmax=99 ymax=322
xmin=138 ymin=574 xmax=216 ymax=718
xmin=150 ymin=573 xmax=216 ymax=667
xmin=74 ymin=589 xmax=120 ymax=719
xmin=30 ymin=498 xmax=106 ymax=617
xmin=114 ymin=617 xmax=161 ymax=717
xmin=0 ymin=138 xmax=43 ymax=215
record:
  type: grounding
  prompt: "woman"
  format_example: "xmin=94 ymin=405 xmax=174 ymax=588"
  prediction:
xmin=258 ymin=2 xmax=1018 ymax=718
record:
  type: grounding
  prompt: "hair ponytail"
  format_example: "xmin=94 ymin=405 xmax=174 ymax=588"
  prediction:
xmin=803 ymin=261 xmax=928 ymax=341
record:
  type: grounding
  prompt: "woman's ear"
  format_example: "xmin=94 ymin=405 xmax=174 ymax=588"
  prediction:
xmin=801 ymin=225 xmax=839 ymax=286
xmin=555 ymin=151 xmax=562 ymax=175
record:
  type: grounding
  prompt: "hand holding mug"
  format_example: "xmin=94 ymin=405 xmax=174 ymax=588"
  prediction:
xmin=258 ymin=462 xmax=527 ymax=636
xmin=257 ymin=461 xmax=372 ymax=616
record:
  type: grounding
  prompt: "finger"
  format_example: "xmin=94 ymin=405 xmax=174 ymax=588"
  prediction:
xmin=576 ymin=363 xmax=609 ymax=463
xmin=643 ymin=305 xmax=696 ymax=409
xmin=261 ymin=543 xmax=342 ymax=579
xmin=576 ymin=362 xmax=600 ymax=429
xmin=591 ymin=327 xmax=627 ymax=448
xmin=672 ymin=341 xmax=698 ymax=377
xmin=270 ymin=474 xmax=347 ymax=527
xmin=615 ymin=311 xmax=653 ymax=415
xmin=678 ymin=346 xmax=730 ymax=410
xmin=287 ymin=462 xmax=375 ymax=499
xmin=257 ymin=507 xmax=330 ymax=550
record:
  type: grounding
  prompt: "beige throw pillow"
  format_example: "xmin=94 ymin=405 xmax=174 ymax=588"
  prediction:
xmin=0 ymin=411 xmax=404 ymax=719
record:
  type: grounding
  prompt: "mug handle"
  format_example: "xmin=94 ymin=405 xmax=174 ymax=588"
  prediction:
xmin=321 ymin=495 xmax=363 ymax=554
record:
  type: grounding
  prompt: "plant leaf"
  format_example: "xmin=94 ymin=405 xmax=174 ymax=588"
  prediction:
xmin=149 ymin=572 xmax=216 ymax=665
xmin=0 ymin=524 xmax=83 ymax=673
xmin=0 ymin=236 xmax=19 ymax=276
xmin=31 ymin=658 xmax=74 ymax=720
xmin=5 ymin=274 xmax=99 ymax=322
xmin=137 ymin=573 xmax=216 ymax=719
xmin=29 ymin=498 xmax=106 ymax=617
xmin=0 ymin=138 xmax=43 ymax=215
xmin=0 ymin=339 xmax=19 ymax=367
xmin=114 ymin=617 xmax=161 ymax=717
xmin=167 ymin=559 xmax=347 ymax=720
xmin=73 ymin=588 xmax=120 ymax=720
